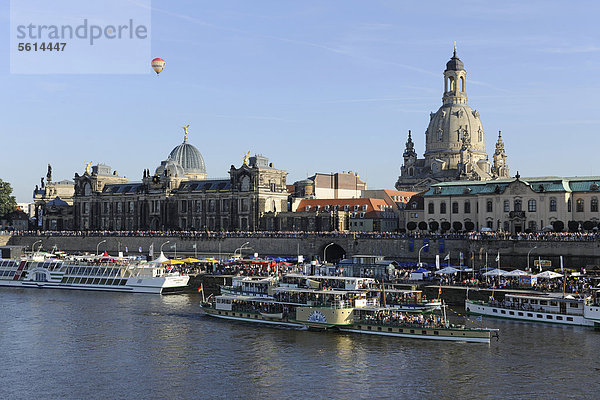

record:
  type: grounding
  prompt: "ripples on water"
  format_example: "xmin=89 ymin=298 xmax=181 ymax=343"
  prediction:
xmin=0 ymin=288 xmax=599 ymax=400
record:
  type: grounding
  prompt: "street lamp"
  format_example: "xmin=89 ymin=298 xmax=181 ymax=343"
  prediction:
xmin=235 ymin=241 xmax=250 ymax=258
xmin=31 ymin=240 xmax=42 ymax=254
xmin=527 ymin=245 xmax=539 ymax=272
xmin=323 ymin=242 xmax=334 ymax=264
xmin=418 ymin=243 xmax=429 ymax=266
xmin=96 ymin=239 xmax=107 ymax=256
xmin=160 ymin=240 xmax=171 ymax=254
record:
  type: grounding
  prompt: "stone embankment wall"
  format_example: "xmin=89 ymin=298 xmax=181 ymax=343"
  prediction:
xmin=5 ymin=235 xmax=600 ymax=269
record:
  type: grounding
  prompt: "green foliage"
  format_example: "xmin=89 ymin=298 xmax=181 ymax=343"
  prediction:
xmin=0 ymin=179 xmax=17 ymax=217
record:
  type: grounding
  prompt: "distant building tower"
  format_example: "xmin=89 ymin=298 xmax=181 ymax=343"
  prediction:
xmin=395 ymin=45 xmax=509 ymax=192
xmin=492 ymin=131 xmax=510 ymax=178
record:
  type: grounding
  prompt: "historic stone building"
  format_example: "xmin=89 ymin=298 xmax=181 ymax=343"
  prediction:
xmin=414 ymin=175 xmax=600 ymax=234
xmin=32 ymin=164 xmax=75 ymax=230
xmin=72 ymin=129 xmax=288 ymax=231
xmin=396 ymin=46 xmax=509 ymax=192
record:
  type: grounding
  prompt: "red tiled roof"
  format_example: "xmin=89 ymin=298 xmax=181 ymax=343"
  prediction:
xmin=295 ymin=198 xmax=390 ymax=213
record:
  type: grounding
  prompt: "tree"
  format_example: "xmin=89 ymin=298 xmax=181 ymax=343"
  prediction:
xmin=567 ymin=220 xmax=580 ymax=232
xmin=552 ymin=220 xmax=564 ymax=232
xmin=453 ymin=221 xmax=463 ymax=232
xmin=418 ymin=221 xmax=428 ymax=230
xmin=464 ymin=221 xmax=475 ymax=231
xmin=441 ymin=221 xmax=451 ymax=232
xmin=407 ymin=221 xmax=417 ymax=231
xmin=429 ymin=221 xmax=439 ymax=232
xmin=583 ymin=220 xmax=595 ymax=231
xmin=0 ymin=178 xmax=17 ymax=217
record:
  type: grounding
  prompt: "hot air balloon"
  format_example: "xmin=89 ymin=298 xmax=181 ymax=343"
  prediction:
xmin=151 ymin=58 xmax=165 ymax=75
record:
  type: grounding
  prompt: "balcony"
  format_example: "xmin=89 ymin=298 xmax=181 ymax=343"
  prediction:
xmin=509 ymin=211 xmax=526 ymax=219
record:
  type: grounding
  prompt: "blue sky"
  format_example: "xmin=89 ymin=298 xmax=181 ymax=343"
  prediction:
xmin=2 ymin=0 xmax=600 ymax=202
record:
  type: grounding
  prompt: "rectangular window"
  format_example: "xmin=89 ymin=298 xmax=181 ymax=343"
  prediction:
xmin=504 ymin=200 xmax=510 ymax=212
xmin=464 ymin=201 xmax=471 ymax=214
xmin=452 ymin=202 xmax=458 ymax=214
xmin=181 ymin=200 xmax=188 ymax=213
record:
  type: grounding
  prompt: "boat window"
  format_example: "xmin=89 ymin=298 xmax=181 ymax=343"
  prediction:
xmin=521 ymin=299 xmax=528 ymax=303
xmin=518 ymin=312 xmax=523 ymax=316
xmin=537 ymin=314 xmax=542 ymax=318
xmin=434 ymin=331 xmax=439 ymax=335
xmin=570 ymin=303 xmax=578 ymax=308
xmin=550 ymin=301 xmax=558 ymax=306
xmin=501 ymin=310 xmax=506 ymax=314
xmin=509 ymin=311 xmax=514 ymax=315
xmin=399 ymin=329 xmax=403 ymax=333
xmin=422 ymin=330 xmax=427 ymax=335
xmin=546 ymin=315 xmax=552 ymax=319
xmin=556 ymin=316 xmax=563 ymax=320
xmin=410 ymin=330 xmax=415 ymax=334
xmin=493 ymin=309 xmax=498 ymax=313
xmin=367 ymin=326 xmax=371 ymax=330
xmin=540 ymin=300 xmax=547 ymax=305
xmin=567 ymin=317 xmax=573 ymax=321
xmin=530 ymin=300 xmax=537 ymax=304
xmin=119 ymin=279 xmax=127 ymax=286
xmin=527 ymin=313 xmax=533 ymax=317
xmin=388 ymin=328 xmax=393 ymax=332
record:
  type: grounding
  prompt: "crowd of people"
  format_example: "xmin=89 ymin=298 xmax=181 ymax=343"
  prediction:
xmin=5 ymin=229 xmax=600 ymax=242
xmin=359 ymin=309 xmax=446 ymax=328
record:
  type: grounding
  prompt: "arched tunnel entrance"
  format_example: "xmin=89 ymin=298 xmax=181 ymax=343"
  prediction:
xmin=321 ymin=243 xmax=346 ymax=263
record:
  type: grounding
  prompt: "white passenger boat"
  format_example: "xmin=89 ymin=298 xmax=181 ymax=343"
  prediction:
xmin=465 ymin=293 xmax=595 ymax=327
xmin=0 ymin=256 xmax=190 ymax=294
xmin=202 ymin=287 xmax=499 ymax=343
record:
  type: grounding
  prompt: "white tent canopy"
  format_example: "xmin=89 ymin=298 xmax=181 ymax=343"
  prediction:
xmin=535 ymin=270 xmax=563 ymax=279
xmin=483 ymin=268 xmax=508 ymax=277
xmin=435 ymin=266 xmax=460 ymax=275
xmin=150 ymin=251 xmax=168 ymax=265
xmin=505 ymin=269 xmax=529 ymax=277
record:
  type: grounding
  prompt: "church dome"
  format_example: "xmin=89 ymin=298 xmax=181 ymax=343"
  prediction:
xmin=425 ymin=104 xmax=486 ymax=156
xmin=167 ymin=139 xmax=206 ymax=176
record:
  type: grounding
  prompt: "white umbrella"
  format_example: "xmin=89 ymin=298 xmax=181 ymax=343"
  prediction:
xmin=483 ymin=268 xmax=508 ymax=277
xmin=150 ymin=251 xmax=169 ymax=265
xmin=505 ymin=269 xmax=528 ymax=277
xmin=435 ymin=266 xmax=460 ymax=275
xmin=535 ymin=270 xmax=562 ymax=279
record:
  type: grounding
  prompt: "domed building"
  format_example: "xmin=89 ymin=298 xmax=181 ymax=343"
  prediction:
xmin=395 ymin=46 xmax=509 ymax=192
xmin=165 ymin=133 xmax=207 ymax=180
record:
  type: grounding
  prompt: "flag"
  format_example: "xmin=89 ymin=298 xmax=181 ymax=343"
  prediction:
xmin=171 ymin=244 xmax=176 ymax=249
xmin=495 ymin=252 xmax=500 ymax=262
xmin=138 ymin=246 xmax=142 ymax=253
xmin=435 ymin=254 xmax=440 ymax=270
xmin=198 ymin=284 xmax=203 ymax=292
xmin=125 ymin=246 xmax=128 ymax=253
xmin=438 ymin=287 xmax=442 ymax=295
xmin=539 ymin=256 xmax=542 ymax=272
xmin=560 ymin=256 xmax=564 ymax=272
xmin=192 ymin=244 xmax=197 ymax=249
xmin=444 ymin=253 xmax=450 ymax=261
xmin=149 ymin=243 xmax=154 ymax=257
xmin=459 ymin=252 xmax=464 ymax=266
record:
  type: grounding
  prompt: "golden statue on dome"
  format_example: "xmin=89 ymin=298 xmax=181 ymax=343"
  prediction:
xmin=183 ymin=124 xmax=190 ymax=141
xmin=85 ymin=161 xmax=92 ymax=174
xmin=243 ymin=151 xmax=250 ymax=166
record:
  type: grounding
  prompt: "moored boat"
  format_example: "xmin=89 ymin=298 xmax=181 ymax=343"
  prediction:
xmin=202 ymin=287 xmax=499 ymax=343
xmin=465 ymin=293 xmax=594 ymax=326
xmin=0 ymin=256 xmax=190 ymax=294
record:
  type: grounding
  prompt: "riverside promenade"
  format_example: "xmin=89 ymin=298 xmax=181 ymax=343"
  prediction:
xmin=4 ymin=231 xmax=600 ymax=269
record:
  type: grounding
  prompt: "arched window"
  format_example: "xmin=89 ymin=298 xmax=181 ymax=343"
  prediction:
xmin=514 ymin=199 xmax=522 ymax=212
xmin=504 ymin=200 xmax=510 ymax=212
xmin=460 ymin=76 xmax=465 ymax=92
xmin=464 ymin=201 xmax=471 ymax=214
xmin=528 ymin=199 xmax=537 ymax=212
xmin=550 ymin=198 xmax=557 ymax=212
xmin=449 ymin=76 xmax=455 ymax=91
xmin=576 ymin=199 xmax=584 ymax=212
xmin=440 ymin=202 xmax=447 ymax=214
xmin=592 ymin=197 xmax=598 ymax=212
xmin=486 ymin=200 xmax=493 ymax=213
xmin=452 ymin=202 xmax=459 ymax=214
xmin=428 ymin=203 xmax=434 ymax=214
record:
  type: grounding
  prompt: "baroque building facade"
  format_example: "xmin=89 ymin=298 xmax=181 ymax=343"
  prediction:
xmin=396 ymin=46 xmax=509 ymax=192
xmin=407 ymin=175 xmax=600 ymax=234
xmin=72 ymin=130 xmax=288 ymax=231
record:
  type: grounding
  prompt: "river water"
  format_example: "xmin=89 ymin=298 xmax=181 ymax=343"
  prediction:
xmin=0 ymin=288 xmax=598 ymax=399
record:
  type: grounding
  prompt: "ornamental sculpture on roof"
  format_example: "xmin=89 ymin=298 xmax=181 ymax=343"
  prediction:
xmin=243 ymin=151 xmax=250 ymax=166
xmin=183 ymin=124 xmax=190 ymax=141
